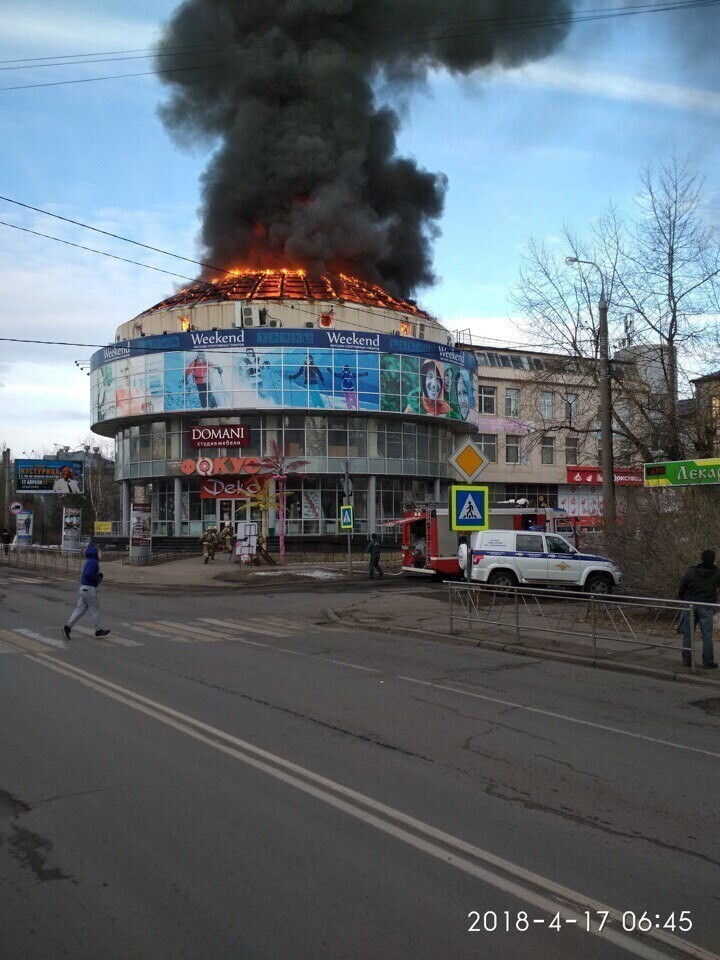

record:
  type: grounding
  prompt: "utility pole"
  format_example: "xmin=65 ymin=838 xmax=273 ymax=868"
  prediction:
xmin=343 ymin=460 xmax=353 ymax=575
xmin=596 ymin=287 xmax=617 ymax=528
xmin=566 ymin=258 xmax=617 ymax=529
xmin=2 ymin=447 xmax=11 ymax=524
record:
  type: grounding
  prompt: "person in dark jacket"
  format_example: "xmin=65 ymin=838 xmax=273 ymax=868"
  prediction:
xmin=678 ymin=549 xmax=719 ymax=668
xmin=1 ymin=527 xmax=11 ymax=555
xmin=62 ymin=545 xmax=110 ymax=639
xmin=366 ymin=533 xmax=383 ymax=579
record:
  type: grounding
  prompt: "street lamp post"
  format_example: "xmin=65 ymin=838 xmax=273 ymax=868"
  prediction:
xmin=565 ymin=257 xmax=617 ymax=529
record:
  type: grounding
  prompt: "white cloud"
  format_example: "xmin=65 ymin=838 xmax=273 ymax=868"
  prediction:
xmin=1 ymin=5 xmax=160 ymax=54
xmin=495 ymin=60 xmax=720 ymax=116
xmin=0 ymin=202 xmax=197 ymax=453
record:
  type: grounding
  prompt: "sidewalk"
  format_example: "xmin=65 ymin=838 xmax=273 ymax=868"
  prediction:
xmin=1 ymin=552 xmax=382 ymax=589
xmin=327 ymin=587 xmax=720 ymax=687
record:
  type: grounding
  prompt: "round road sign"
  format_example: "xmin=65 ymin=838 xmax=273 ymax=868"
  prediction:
xmin=9 ymin=500 xmax=23 ymax=515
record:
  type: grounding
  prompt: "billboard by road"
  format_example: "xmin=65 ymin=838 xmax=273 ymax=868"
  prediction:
xmin=15 ymin=459 xmax=84 ymax=494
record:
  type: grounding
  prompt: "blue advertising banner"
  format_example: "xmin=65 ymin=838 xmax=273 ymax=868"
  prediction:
xmin=90 ymin=329 xmax=480 ymax=428
xmin=16 ymin=459 xmax=85 ymax=494
xmin=90 ymin=329 xmax=476 ymax=372
xmin=16 ymin=509 xmax=34 ymax=544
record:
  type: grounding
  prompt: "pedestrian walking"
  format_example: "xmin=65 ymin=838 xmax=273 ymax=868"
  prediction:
xmin=1 ymin=527 xmax=11 ymax=555
xmin=62 ymin=545 xmax=110 ymax=640
xmin=678 ymin=549 xmax=720 ymax=669
xmin=366 ymin=533 xmax=383 ymax=579
xmin=200 ymin=527 xmax=218 ymax=564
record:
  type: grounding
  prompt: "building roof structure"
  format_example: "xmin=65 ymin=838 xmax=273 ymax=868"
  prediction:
xmin=139 ymin=268 xmax=433 ymax=320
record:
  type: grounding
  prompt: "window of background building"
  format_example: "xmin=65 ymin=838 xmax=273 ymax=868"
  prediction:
xmin=505 ymin=435 xmax=521 ymax=464
xmin=540 ymin=391 xmax=554 ymax=420
xmin=478 ymin=434 xmax=497 ymax=462
xmin=565 ymin=434 xmax=579 ymax=464
xmin=491 ymin=484 xmax=559 ymax=508
xmin=505 ymin=388 xmax=520 ymax=417
xmin=541 ymin=435 xmax=555 ymax=464
xmin=564 ymin=393 xmax=578 ymax=421
xmin=479 ymin=386 xmax=496 ymax=415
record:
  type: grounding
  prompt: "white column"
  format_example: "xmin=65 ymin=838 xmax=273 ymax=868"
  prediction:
xmin=367 ymin=475 xmax=377 ymax=534
xmin=122 ymin=480 xmax=131 ymax=536
xmin=174 ymin=477 xmax=182 ymax=537
xmin=433 ymin=478 xmax=441 ymax=502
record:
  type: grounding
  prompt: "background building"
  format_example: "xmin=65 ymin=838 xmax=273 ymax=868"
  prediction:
xmin=454 ymin=332 xmax=648 ymax=520
xmin=90 ymin=270 xmax=478 ymax=540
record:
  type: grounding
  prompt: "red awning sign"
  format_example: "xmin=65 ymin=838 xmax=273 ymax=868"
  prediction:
xmin=566 ymin=466 xmax=643 ymax=485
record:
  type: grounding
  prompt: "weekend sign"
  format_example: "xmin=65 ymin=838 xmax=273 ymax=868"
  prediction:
xmin=644 ymin=458 xmax=720 ymax=487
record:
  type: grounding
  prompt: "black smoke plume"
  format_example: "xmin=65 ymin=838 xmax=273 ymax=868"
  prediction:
xmin=157 ymin=1 xmax=573 ymax=295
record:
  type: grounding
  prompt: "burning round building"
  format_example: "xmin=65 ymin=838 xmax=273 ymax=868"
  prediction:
xmin=90 ymin=269 xmax=477 ymax=542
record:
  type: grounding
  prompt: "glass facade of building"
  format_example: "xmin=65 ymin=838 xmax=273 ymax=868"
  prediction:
xmin=92 ymin=323 xmax=476 ymax=539
xmin=114 ymin=414 xmax=456 ymax=536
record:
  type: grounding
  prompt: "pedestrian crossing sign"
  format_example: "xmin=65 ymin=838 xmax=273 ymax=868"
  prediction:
xmin=450 ymin=485 xmax=489 ymax=532
xmin=340 ymin=504 xmax=354 ymax=530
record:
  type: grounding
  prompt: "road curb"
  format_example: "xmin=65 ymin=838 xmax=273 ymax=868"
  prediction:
xmin=325 ymin=606 xmax=720 ymax=688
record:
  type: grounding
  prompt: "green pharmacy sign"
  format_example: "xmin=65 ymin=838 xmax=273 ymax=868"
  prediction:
xmin=644 ymin=458 xmax=720 ymax=487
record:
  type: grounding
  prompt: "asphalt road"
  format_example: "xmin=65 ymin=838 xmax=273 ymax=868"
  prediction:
xmin=1 ymin=570 xmax=718 ymax=960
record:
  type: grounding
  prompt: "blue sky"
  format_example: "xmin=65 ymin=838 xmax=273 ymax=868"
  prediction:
xmin=1 ymin=0 xmax=719 ymax=452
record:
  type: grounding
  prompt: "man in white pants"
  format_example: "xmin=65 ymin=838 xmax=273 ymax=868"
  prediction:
xmin=63 ymin=545 xmax=110 ymax=639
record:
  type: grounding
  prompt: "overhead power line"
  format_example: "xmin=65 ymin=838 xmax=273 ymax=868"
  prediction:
xmin=1 ymin=0 xmax=717 ymax=71
xmin=0 ymin=194 xmax=228 ymax=274
xmin=1 ymin=0 xmax=718 ymax=91
xmin=0 ymin=219 xmax=210 ymax=285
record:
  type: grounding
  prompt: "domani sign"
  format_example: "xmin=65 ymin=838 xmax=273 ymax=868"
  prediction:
xmin=189 ymin=425 xmax=250 ymax=449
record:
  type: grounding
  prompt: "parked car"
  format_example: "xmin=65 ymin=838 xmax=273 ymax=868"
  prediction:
xmin=467 ymin=529 xmax=622 ymax=593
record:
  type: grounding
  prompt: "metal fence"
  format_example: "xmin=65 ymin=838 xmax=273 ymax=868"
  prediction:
xmin=448 ymin=582 xmax=720 ymax=673
xmin=0 ymin=546 xmax=86 ymax=575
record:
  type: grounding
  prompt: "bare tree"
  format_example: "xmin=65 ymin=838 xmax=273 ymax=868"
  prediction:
xmin=512 ymin=157 xmax=720 ymax=463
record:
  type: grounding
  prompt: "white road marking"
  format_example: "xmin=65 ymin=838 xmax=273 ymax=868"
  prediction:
xmin=208 ymin=617 xmax=292 ymax=638
xmin=122 ymin=622 xmax=193 ymax=643
xmin=393 ymin=676 xmax=720 ymax=761
xmin=70 ymin=625 xmax=143 ymax=647
xmin=0 ymin=629 xmax=50 ymax=653
xmin=25 ymin=652 xmax=715 ymax=960
xmin=154 ymin=621 xmax=228 ymax=642
xmin=261 ymin=616 xmax=302 ymax=631
xmin=13 ymin=628 xmax=65 ymax=649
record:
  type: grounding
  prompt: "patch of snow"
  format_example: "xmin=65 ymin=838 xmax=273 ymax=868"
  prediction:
xmin=251 ymin=568 xmax=342 ymax=580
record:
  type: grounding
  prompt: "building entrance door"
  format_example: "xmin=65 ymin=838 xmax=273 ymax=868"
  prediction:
xmin=218 ymin=499 xmax=234 ymax=527
xmin=217 ymin=498 xmax=251 ymax=534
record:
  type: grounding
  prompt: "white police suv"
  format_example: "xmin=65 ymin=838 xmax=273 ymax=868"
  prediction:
xmin=467 ymin=529 xmax=622 ymax=593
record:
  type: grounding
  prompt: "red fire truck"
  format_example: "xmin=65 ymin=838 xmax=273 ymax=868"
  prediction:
xmin=390 ymin=503 xmax=577 ymax=577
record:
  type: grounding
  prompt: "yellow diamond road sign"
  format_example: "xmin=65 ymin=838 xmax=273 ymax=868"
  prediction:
xmin=449 ymin=437 xmax=488 ymax=483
